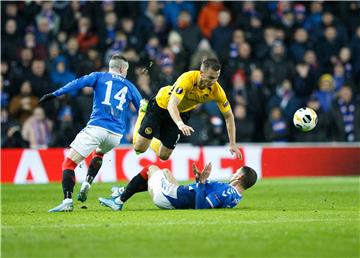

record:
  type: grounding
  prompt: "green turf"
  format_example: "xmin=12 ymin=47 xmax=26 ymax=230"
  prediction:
xmin=1 ymin=177 xmax=359 ymax=258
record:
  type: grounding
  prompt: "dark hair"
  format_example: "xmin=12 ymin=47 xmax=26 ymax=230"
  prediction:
xmin=201 ymin=58 xmax=221 ymax=71
xmin=240 ymin=166 xmax=257 ymax=189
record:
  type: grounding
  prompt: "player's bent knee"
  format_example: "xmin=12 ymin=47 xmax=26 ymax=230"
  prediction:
xmin=147 ymin=165 xmax=161 ymax=178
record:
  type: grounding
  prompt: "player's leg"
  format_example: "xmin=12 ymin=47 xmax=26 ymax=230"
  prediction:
xmin=78 ymin=131 xmax=122 ymax=202
xmin=132 ymin=99 xmax=148 ymax=147
xmin=48 ymin=148 xmax=85 ymax=212
xmin=134 ymin=98 xmax=160 ymax=154
xmin=153 ymin=110 xmax=190 ymax=160
xmin=147 ymin=166 xmax=176 ymax=209
xmin=49 ymin=127 xmax=100 ymax=212
xmin=99 ymin=165 xmax=156 ymax=210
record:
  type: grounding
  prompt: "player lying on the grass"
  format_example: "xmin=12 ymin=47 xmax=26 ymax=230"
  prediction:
xmin=39 ymin=54 xmax=143 ymax=212
xmin=99 ymin=163 xmax=257 ymax=210
xmin=133 ymin=58 xmax=242 ymax=161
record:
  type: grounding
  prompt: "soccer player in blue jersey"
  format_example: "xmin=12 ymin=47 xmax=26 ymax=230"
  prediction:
xmin=99 ymin=162 xmax=257 ymax=210
xmin=39 ymin=54 xmax=143 ymax=212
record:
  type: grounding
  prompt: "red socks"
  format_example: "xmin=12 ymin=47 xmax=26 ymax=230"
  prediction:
xmin=62 ymin=157 xmax=77 ymax=171
xmin=139 ymin=166 xmax=149 ymax=180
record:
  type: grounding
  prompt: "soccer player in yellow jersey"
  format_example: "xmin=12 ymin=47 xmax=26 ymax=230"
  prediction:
xmin=133 ymin=58 xmax=242 ymax=160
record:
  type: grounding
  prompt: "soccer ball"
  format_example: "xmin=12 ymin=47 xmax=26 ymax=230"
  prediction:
xmin=293 ymin=107 xmax=318 ymax=132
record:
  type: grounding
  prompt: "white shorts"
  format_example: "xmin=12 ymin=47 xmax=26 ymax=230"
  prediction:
xmin=148 ymin=169 xmax=179 ymax=209
xmin=70 ymin=126 xmax=122 ymax=158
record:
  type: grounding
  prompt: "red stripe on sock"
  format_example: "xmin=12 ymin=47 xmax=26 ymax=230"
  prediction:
xmin=92 ymin=151 xmax=104 ymax=158
xmin=139 ymin=166 xmax=149 ymax=180
xmin=62 ymin=158 xmax=78 ymax=171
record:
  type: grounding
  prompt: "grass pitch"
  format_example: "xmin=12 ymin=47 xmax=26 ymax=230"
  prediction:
xmin=2 ymin=177 xmax=359 ymax=257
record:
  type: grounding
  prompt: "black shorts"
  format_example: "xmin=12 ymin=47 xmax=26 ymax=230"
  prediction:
xmin=138 ymin=97 xmax=190 ymax=149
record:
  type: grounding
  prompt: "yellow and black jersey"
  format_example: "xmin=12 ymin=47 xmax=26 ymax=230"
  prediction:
xmin=155 ymin=71 xmax=231 ymax=113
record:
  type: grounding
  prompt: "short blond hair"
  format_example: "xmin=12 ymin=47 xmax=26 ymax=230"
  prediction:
xmin=109 ymin=54 xmax=129 ymax=70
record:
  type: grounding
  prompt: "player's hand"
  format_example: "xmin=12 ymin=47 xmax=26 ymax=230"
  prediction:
xmin=38 ymin=93 xmax=56 ymax=104
xmin=192 ymin=163 xmax=200 ymax=182
xmin=177 ymin=123 xmax=194 ymax=136
xmin=199 ymin=162 xmax=212 ymax=183
xmin=229 ymin=145 xmax=242 ymax=160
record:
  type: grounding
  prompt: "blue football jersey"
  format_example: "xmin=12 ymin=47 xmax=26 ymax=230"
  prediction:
xmin=52 ymin=72 xmax=142 ymax=135
xmin=164 ymin=181 xmax=242 ymax=209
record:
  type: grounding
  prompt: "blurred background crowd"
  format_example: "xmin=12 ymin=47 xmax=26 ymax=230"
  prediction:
xmin=1 ymin=1 xmax=360 ymax=149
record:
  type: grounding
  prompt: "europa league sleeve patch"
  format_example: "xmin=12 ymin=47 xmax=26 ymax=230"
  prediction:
xmin=223 ymin=101 xmax=229 ymax=107
xmin=175 ymin=87 xmax=183 ymax=94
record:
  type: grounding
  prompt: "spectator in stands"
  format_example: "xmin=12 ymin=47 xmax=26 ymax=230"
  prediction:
xmin=329 ymin=85 xmax=360 ymax=142
xmin=35 ymin=17 xmax=54 ymax=48
xmin=267 ymin=79 xmax=302 ymax=121
xmin=338 ymin=47 xmax=353 ymax=81
xmin=49 ymin=98 xmax=78 ymax=147
xmin=163 ymin=1 xmax=195 ymax=29
xmin=333 ymin=63 xmax=346 ymax=92
xmin=255 ymin=27 xmax=276 ymax=60
xmin=12 ymin=48 xmax=34 ymax=89
xmin=22 ymin=106 xmax=53 ymax=149
xmin=9 ymin=81 xmax=39 ymax=124
xmin=26 ymin=59 xmax=52 ymax=97
xmin=290 ymin=28 xmax=312 ymax=63
xmin=303 ymin=49 xmax=321 ymax=80
xmin=50 ymin=58 xmax=76 ymax=92
xmin=153 ymin=14 xmax=170 ymax=47
xmin=228 ymin=29 xmax=246 ymax=59
xmin=233 ymin=104 xmax=254 ymax=142
xmin=167 ymin=31 xmax=188 ymax=72
xmin=263 ymin=40 xmax=294 ymax=94
xmin=350 ymin=26 xmax=360 ymax=87
xmin=177 ymin=10 xmax=202 ymax=55
xmin=211 ymin=9 xmax=233 ymax=63
xmin=60 ymin=0 xmax=82 ymax=34
xmin=264 ymin=106 xmax=290 ymax=142
xmin=76 ymin=17 xmax=99 ymax=53
xmin=197 ymin=1 xmax=225 ymax=39
xmin=316 ymin=26 xmax=342 ymax=72
xmin=2 ymin=19 xmax=19 ymax=61
xmin=99 ymin=12 xmax=119 ymax=51
xmin=293 ymin=61 xmax=317 ymax=101
xmin=1 ymin=108 xmax=28 ymax=148
xmin=35 ymin=1 xmax=60 ymax=34
xmin=314 ymin=74 xmax=336 ymax=113
xmin=64 ymin=37 xmax=87 ymax=76
xmin=189 ymin=39 xmax=217 ymax=70
xmin=227 ymin=42 xmax=256 ymax=79
xmin=136 ymin=73 xmax=153 ymax=100
xmin=135 ymin=1 xmax=161 ymax=44
xmin=121 ymin=17 xmax=142 ymax=51
xmin=154 ymin=58 xmax=178 ymax=89
xmin=75 ymin=87 xmax=93 ymax=129
xmin=1 ymin=60 xmax=16 ymax=99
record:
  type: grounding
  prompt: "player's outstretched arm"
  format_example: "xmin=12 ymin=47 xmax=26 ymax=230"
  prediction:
xmin=168 ymin=94 xmax=194 ymax=136
xmin=223 ymin=109 xmax=242 ymax=160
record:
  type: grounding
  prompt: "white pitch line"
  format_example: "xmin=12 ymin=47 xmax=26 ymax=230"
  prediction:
xmin=2 ymin=218 xmax=359 ymax=230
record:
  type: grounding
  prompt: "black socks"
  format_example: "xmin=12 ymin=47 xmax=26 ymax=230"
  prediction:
xmin=86 ymin=156 xmax=103 ymax=184
xmin=120 ymin=174 xmax=148 ymax=203
xmin=62 ymin=169 xmax=75 ymax=199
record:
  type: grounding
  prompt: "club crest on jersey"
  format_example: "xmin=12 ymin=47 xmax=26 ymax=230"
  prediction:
xmin=176 ymin=87 xmax=183 ymax=94
xmin=145 ymin=127 xmax=152 ymax=135
xmin=223 ymin=101 xmax=229 ymax=107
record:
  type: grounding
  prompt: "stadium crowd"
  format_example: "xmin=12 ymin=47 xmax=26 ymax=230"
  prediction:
xmin=1 ymin=1 xmax=360 ymax=148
